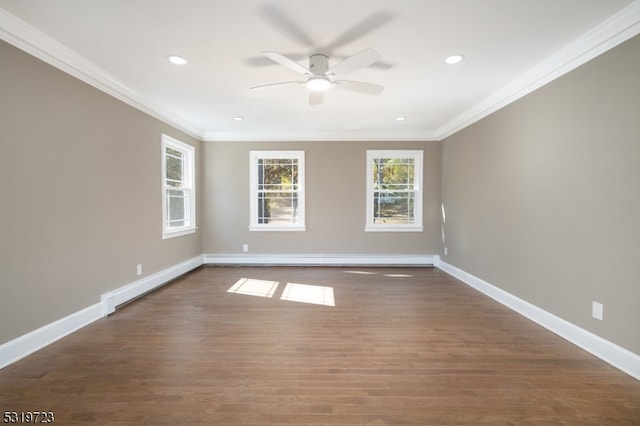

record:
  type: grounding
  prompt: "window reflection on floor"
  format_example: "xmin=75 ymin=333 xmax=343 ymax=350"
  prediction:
xmin=227 ymin=278 xmax=279 ymax=298
xmin=281 ymin=282 xmax=335 ymax=307
xmin=227 ymin=278 xmax=335 ymax=307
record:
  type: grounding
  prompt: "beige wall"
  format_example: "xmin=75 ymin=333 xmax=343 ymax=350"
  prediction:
xmin=441 ymin=34 xmax=640 ymax=354
xmin=202 ymin=140 xmax=441 ymax=255
xmin=3 ymin=25 xmax=638 ymax=362
xmin=0 ymin=40 xmax=202 ymax=344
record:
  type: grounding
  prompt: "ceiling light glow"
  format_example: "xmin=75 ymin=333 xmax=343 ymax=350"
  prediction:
xmin=395 ymin=116 xmax=407 ymax=121
xmin=444 ymin=54 xmax=464 ymax=64
xmin=306 ymin=76 xmax=331 ymax=92
xmin=167 ymin=55 xmax=188 ymax=65
xmin=232 ymin=116 xmax=243 ymax=121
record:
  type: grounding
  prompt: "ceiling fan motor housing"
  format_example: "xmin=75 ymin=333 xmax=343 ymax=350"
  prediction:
xmin=309 ymin=54 xmax=329 ymax=75
xmin=252 ymin=48 xmax=384 ymax=100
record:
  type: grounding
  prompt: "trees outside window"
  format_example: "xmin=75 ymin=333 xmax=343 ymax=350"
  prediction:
xmin=249 ymin=151 xmax=305 ymax=231
xmin=366 ymin=150 xmax=423 ymax=232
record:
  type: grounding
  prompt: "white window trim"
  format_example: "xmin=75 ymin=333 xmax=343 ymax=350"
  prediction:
xmin=249 ymin=150 xmax=305 ymax=232
xmin=365 ymin=149 xmax=423 ymax=232
xmin=161 ymin=134 xmax=196 ymax=239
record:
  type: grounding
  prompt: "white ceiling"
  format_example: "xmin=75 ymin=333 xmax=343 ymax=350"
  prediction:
xmin=1 ymin=0 xmax=639 ymax=141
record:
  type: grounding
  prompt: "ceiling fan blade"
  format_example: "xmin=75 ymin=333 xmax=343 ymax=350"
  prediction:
xmin=334 ymin=80 xmax=385 ymax=95
xmin=262 ymin=51 xmax=310 ymax=75
xmin=257 ymin=4 xmax=316 ymax=48
xmin=328 ymin=48 xmax=381 ymax=76
xmin=245 ymin=53 xmax=306 ymax=68
xmin=326 ymin=11 xmax=392 ymax=50
xmin=249 ymin=81 xmax=303 ymax=90
xmin=309 ymin=91 xmax=324 ymax=106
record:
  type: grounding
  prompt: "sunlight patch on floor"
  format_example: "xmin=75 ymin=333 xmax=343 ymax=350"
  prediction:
xmin=281 ymin=283 xmax=335 ymax=307
xmin=227 ymin=278 xmax=279 ymax=298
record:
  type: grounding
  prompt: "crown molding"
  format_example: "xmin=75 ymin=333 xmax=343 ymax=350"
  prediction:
xmin=436 ymin=0 xmax=640 ymax=140
xmin=0 ymin=8 xmax=204 ymax=140
xmin=201 ymin=129 xmax=440 ymax=142
xmin=2 ymin=2 xmax=639 ymax=143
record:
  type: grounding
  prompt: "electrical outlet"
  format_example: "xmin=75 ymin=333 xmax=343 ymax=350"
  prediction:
xmin=136 ymin=264 xmax=143 ymax=276
xmin=592 ymin=301 xmax=603 ymax=321
xmin=242 ymin=244 xmax=249 ymax=253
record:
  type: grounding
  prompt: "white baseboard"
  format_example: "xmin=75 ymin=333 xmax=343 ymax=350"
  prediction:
xmin=0 ymin=255 xmax=204 ymax=370
xmin=0 ymin=303 xmax=103 ymax=370
xmin=438 ymin=260 xmax=640 ymax=381
xmin=203 ymin=253 xmax=437 ymax=267
xmin=14 ymin=255 xmax=634 ymax=382
xmin=101 ymin=255 xmax=204 ymax=315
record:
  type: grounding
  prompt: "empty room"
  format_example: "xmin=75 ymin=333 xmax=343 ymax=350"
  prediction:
xmin=1 ymin=0 xmax=640 ymax=424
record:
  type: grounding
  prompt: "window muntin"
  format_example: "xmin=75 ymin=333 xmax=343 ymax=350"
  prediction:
xmin=366 ymin=150 xmax=423 ymax=232
xmin=250 ymin=151 xmax=305 ymax=231
xmin=162 ymin=134 xmax=196 ymax=238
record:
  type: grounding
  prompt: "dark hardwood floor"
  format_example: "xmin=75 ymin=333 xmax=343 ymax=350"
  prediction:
xmin=1 ymin=266 xmax=639 ymax=425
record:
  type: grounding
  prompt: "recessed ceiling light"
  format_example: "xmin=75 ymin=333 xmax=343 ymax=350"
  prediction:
xmin=395 ymin=116 xmax=407 ymax=121
xmin=232 ymin=116 xmax=243 ymax=121
xmin=444 ymin=54 xmax=464 ymax=64
xmin=167 ymin=55 xmax=188 ymax=65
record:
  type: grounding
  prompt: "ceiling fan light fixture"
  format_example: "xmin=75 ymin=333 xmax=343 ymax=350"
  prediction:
xmin=306 ymin=76 xmax=332 ymax=92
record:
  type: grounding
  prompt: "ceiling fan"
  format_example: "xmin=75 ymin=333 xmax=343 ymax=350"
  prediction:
xmin=249 ymin=48 xmax=385 ymax=105
xmin=246 ymin=5 xmax=393 ymax=71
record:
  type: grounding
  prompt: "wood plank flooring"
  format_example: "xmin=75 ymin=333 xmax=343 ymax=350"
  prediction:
xmin=1 ymin=266 xmax=639 ymax=425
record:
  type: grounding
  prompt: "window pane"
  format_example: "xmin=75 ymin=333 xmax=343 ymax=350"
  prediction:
xmin=373 ymin=158 xmax=414 ymax=190
xmin=258 ymin=159 xmax=298 ymax=191
xmin=373 ymin=191 xmax=415 ymax=224
xmin=166 ymin=150 xmax=183 ymax=183
xmin=251 ymin=151 xmax=304 ymax=230
xmin=367 ymin=150 xmax=421 ymax=230
xmin=257 ymin=191 xmax=299 ymax=224
xmin=162 ymin=135 xmax=196 ymax=237
xmin=166 ymin=147 xmax=182 ymax=157
xmin=372 ymin=156 xmax=416 ymax=224
xmin=168 ymin=189 xmax=186 ymax=227
xmin=256 ymin=157 xmax=299 ymax=225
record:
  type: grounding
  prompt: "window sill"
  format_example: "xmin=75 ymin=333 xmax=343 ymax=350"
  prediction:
xmin=365 ymin=225 xmax=423 ymax=232
xmin=162 ymin=227 xmax=197 ymax=240
xmin=249 ymin=225 xmax=306 ymax=232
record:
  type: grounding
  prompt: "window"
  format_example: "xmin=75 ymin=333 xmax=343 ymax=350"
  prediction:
xmin=161 ymin=134 xmax=196 ymax=239
xmin=366 ymin=150 xmax=423 ymax=232
xmin=250 ymin=151 xmax=305 ymax=231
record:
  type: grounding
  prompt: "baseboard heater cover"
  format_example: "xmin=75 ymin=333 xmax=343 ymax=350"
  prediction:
xmin=101 ymin=255 xmax=204 ymax=315
xmin=0 ymin=255 xmax=205 ymax=370
xmin=203 ymin=253 xmax=438 ymax=267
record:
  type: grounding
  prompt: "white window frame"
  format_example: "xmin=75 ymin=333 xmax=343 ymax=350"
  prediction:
xmin=161 ymin=134 xmax=196 ymax=239
xmin=249 ymin=150 xmax=305 ymax=232
xmin=366 ymin=149 xmax=423 ymax=232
